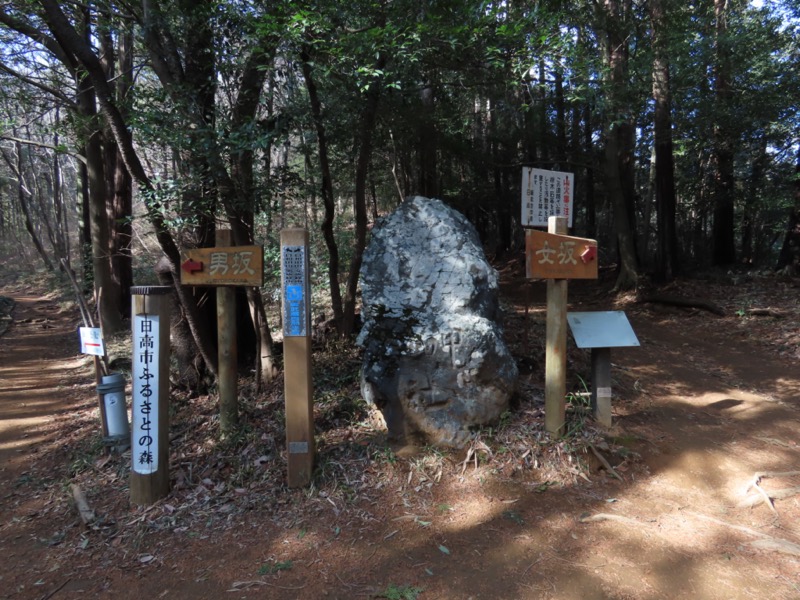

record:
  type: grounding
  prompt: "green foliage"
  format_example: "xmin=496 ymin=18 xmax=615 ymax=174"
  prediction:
xmin=378 ymin=584 xmax=423 ymax=600
xmin=258 ymin=560 xmax=292 ymax=575
xmin=2 ymin=0 xmax=799 ymax=317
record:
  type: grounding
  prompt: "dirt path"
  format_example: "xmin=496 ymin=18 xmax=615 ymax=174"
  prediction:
xmin=0 ymin=285 xmax=99 ymax=600
xmin=1 ymin=274 xmax=799 ymax=599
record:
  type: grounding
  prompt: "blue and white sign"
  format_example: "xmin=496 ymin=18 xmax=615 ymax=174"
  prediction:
xmin=282 ymin=246 xmax=307 ymax=337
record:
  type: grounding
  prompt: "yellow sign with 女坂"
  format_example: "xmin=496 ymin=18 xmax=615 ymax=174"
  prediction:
xmin=525 ymin=230 xmax=598 ymax=280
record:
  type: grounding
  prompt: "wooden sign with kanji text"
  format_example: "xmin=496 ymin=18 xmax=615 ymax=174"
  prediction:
xmin=180 ymin=245 xmax=264 ymax=286
xmin=526 ymin=230 xmax=598 ymax=280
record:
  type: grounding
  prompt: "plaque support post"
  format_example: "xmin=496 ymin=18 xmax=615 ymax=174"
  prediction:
xmin=591 ymin=347 xmax=613 ymax=427
xmin=280 ymin=228 xmax=315 ymax=487
xmin=130 ymin=286 xmax=171 ymax=505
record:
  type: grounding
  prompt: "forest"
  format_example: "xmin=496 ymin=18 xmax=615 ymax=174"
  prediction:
xmin=0 ymin=0 xmax=798 ymax=391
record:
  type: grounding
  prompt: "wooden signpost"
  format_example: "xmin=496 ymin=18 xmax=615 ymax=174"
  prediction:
xmin=280 ymin=228 xmax=315 ymax=488
xmin=526 ymin=216 xmax=598 ymax=435
xmin=180 ymin=230 xmax=264 ymax=436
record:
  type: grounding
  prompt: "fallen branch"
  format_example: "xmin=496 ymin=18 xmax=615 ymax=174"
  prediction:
xmin=70 ymin=484 xmax=96 ymax=525
xmin=639 ymin=294 xmax=725 ymax=316
xmin=39 ymin=579 xmax=71 ymax=600
xmin=227 ymin=581 xmax=307 ymax=592
xmin=589 ymin=444 xmax=624 ymax=482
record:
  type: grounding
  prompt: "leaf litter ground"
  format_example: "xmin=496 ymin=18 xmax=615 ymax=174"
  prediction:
xmin=1 ymin=259 xmax=799 ymax=599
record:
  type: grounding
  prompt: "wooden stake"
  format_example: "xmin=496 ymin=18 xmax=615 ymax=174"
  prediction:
xmin=545 ymin=216 xmax=568 ymax=435
xmin=281 ymin=228 xmax=315 ymax=487
xmin=130 ymin=286 xmax=171 ymax=505
xmin=216 ymin=229 xmax=238 ymax=434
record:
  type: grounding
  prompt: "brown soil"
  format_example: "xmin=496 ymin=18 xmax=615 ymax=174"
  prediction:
xmin=1 ymin=263 xmax=799 ymax=600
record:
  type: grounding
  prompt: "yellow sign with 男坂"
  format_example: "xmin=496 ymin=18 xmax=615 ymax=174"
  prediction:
xmin=180 ymin=245 xmax=264 ymax=287
xmin=525 ymin=230 xmax=598 ymax=280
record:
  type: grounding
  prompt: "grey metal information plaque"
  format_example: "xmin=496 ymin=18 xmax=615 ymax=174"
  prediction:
xmin=567 ymin=311 xmax=639 ymax=349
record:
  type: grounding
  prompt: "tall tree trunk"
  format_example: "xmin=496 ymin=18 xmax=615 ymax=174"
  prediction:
xmin=76 ymin=5 xmax=122 ymax=333
xmin=650 ymin=0 xmax=679 ymax=281
xmin=538 ymin=58 xmax=549 ymax=164
xmin=418 ymin=83 xmax=438 ymax=197
xmin=6 ymin=144 xmax=54 ymax=271
xmin=230 ymin=47 xmax=279 ymax=385
xmin=301 ymin=45 xmax=344 ymax=328
xmin=554 ymin=66 xmax=567 ymax=170
xmin=741 ymin=138 xmax=768 ymax=265
xmin=583 ymin=91 xmax=596 ymax=238
xmin=341 ymin=53 xmax=386 ymax=336
xmin=712 ymin=0 xmax=736 ymax=265
xmin=51 ymin=109 xmax=69 ymax=266
xmin=600 ymin=0 xmax=639 ymax=289
xmin=112 ymin=29 xmax=133 ymax=318
xmin=776 ymin=144 xmax=800 ymax=274
xmin=39 ymin=0 xmax=218 ymax=375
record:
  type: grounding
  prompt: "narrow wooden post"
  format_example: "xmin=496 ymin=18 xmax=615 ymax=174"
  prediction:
xmin=280 ymin=228 xmax=315 ymax=487
xmin=545 ymin=216 xmax=568 ymax=435
xmin=216 ymin=229 xmax=238 ymax=434
xmin=130 ymin=286 xmax=171 ymax=505
xmin=591 ymin=348 xmax=613 ymax=427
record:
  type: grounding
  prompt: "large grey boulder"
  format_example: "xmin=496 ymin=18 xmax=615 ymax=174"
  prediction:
xmin=357 ymin=196 xmax=518 ymax=448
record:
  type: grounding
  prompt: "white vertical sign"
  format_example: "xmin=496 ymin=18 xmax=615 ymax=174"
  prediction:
xmin=132 ymin=314 xmax=160 ymax=475
xmin=521 ymin=167 xmax=574 ymax=228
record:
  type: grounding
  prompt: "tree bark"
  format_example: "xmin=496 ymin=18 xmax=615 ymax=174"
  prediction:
xmin=75 ymin=4 xmax=122 ymax=333
xmin=712 ymin=0 xmax=736 ymax=265
xmin=418 ymin=83 xmax=438 ymax=197
xmin=39 ymin=0 xmax=219 ymax=375
xmin=301 ymin=44 xmax=344 ymax=328
xmin=4 ymin=144 xmax=54 ymax=271
xmin=341 ymin=52 xmax=386 ymax=335
xmin=650 ymin=0 xmax=679 ymax=281
xmin=600 ymin=0 xmax=639 ymax=289
xmin=776 ymin=144 xmax=800 ymax=274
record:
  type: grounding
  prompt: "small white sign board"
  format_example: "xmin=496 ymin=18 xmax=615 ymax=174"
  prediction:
xmin=567 ymin=311 xmax=639 ymax=349
xmin=521 ymin=167 xmax=574 ymax=228
xmin=78 ymin=327 xmax=105 ymax=356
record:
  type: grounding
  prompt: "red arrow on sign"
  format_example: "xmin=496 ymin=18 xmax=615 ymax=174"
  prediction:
xmin=181 ymin=258 xmax=204 ymax=274
xmin=580 ymin=245 xmax=597 ymax=264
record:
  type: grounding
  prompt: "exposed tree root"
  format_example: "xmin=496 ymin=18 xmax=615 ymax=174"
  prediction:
xmin=739 ymin=486 xmax=800 ymax=508
xmin=579 ymin=513 xmax=643 ymax=526
xmin=589 ymin=444 xmax=624 ymax=482
xmin=639 ymin=294 xmax=725 ymax=316
xmin=689 ymin=512 xmax=800 ymax=557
